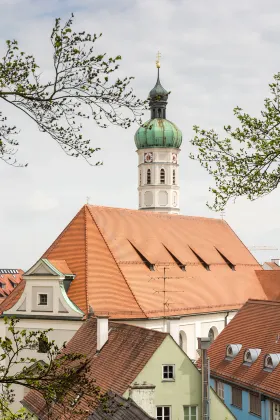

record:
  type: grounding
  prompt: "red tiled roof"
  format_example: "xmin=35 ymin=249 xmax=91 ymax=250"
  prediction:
xmin=47 ymin=259 xmax=73 ymax=275
xmin=256 ymin=270 xmax=280 ymax=301
xmin=207 ymin=299 xmax=280 ymax=399
xmin=42 ymin=205 xmax=266 ymax=317
xmin=0 ymin=269 xmax=23 ymax=305
xmin=0 ymin=278 xmax=25 ymax=314
xmin=23 ymin=319 xmax=166 ymax=418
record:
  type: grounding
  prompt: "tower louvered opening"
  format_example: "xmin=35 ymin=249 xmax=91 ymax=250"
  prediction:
xmin=215 ymin=248 xmax=235 ymax=271
xmin=164 ymin=245 xmax=186 ymax=271
xmin=128 ymin=241 xmax=155 ymax=271
xmin=189 ymin=247 xmax=210 ymax=271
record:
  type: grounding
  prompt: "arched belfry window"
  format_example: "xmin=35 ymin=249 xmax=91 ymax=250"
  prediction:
xmin=147 ymin=169 xmax=151 ymax=185
xmin=173 ymin=169 xmax=176 ymax=185
xmin=160 ymin=169 xmax=165 ymax=184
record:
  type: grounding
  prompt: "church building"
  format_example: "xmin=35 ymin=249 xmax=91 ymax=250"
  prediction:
xmin=1 ymin=60 xmax=268 ymax=368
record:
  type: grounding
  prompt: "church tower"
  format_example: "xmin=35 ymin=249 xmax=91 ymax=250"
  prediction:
xmin=135 ymin=57 xmax=182 ymax=214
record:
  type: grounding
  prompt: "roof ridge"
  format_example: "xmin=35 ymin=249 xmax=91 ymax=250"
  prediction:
xmin=86 ymin=206 xmax=147 ymax=318
xmin=86 ymin=204 xmax=226 ymax=222
xmin=247 ymin=298 xmax=280 ymax=306
xmin=110 ymin=320 xmax=168 ymax=336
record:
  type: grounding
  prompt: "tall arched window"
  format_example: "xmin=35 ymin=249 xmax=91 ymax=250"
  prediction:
xmin=173 ymin=169 xmax=176 ymax=185
xmin=160 ymin=169 xmax=165 ymax=184
xmin=147 ymin=169 xmax=151 ymax=185
xmin=179 ymin=330 xmax=187 ymax=354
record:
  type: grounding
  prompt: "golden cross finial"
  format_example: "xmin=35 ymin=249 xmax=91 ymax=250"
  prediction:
xmin=156 ymin=51 xmax=161 ymax=68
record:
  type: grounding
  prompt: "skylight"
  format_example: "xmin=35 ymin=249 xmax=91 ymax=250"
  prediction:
xmin=215 ymin=248 xmax=235 ymax=271
xmin=189 ymin=247 xmax=210 ymax=271
xmin=163 ymin=245 xmax=186 ymax=271
xmin=128 ymin=241 xmax=155 ymax=271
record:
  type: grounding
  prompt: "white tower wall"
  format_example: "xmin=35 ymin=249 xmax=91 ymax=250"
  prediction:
xmin=137 ymin=147 xmax=180 ymax=214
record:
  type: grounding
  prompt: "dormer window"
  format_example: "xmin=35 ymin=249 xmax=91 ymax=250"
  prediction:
xmin=243 ymin=349 xmax=261 ymax=366
xmin=264 ymin=353 xmax=280 ymax=371
xmin=38 ymin=294 xmax=48 ymax=306
xmin=226 ymin=344 xmax=242 ymax=361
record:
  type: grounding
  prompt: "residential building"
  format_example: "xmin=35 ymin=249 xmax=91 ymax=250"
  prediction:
xmin=22 ymin=317 xmax=235 ymax=420
xmin=206 ymin=299 xmax=280 ymax=420
xmin=263 ymin=258 xmax=280 ymax=270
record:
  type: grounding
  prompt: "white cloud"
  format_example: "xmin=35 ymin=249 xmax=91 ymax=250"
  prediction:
xmin=0 ymin=0 xmax=280 ymax=267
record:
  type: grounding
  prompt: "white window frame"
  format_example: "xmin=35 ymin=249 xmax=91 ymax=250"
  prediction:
xmin=272 ymin=401 xmax=280 ymax=420
xmin=183 ymin=405 xmax=198 ymax=420
xmin=37 ymin=293 xmax=48 ymax=306
xmin=216 ymin=380 xmax=224 ymax=400
xmin=162 ymin=364 xmax=175 ymax=381
xmin=156 ymin=405 xmax=171 ymax=420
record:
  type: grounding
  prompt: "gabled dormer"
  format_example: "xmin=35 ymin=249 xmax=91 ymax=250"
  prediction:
xmin=3 ymin=258 xmax=84 ymax=320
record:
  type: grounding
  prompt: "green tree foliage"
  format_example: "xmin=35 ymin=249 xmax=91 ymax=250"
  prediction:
xmin=0 ymin=317 xmax=106 ymax=419
xmin=190 ymin=73 xmax=280 ymax=211
xmin=0 ymin=14 xmax=145 ymax=166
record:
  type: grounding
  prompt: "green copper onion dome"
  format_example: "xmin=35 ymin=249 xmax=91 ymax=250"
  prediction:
xmin=135 ymin=119 xmax=182 ymax=149
xmin=135 ymin=63 xmax=182 ymax=149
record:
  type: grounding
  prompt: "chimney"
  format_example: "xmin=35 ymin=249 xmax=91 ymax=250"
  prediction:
xmin=129 ymin=382 xmax=156 ymax=417
xmin=97 ymin=316 xmax=108 ymax=352
xmin=198 ymin=337 xmax=211 ymax=420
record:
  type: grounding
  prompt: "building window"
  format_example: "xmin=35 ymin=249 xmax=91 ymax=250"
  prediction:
xmin=38 ymin=294 xmax=48 ymax=305
xmin=162 ymin=365 xmax=175 ymax=380
xmin=139 ymin=170 xmax=141 ymax=186
xmin=249 ymin=392 xmax=261 ymax=417
xmin=208 ymin=328 xmax=215 ymax=343
xmin=184 ymin=406 xmax=197 ymax=420
xmin=160 ymin=168 xmax=165 ymax=184
xmin=273 ymin=402 xmax=280 ymax=420
xmin=38 ymin=337 xmax=49 ymax=353
xmin=0 ymin=282 xmax=5 ymax=289
xmin=173 ymin=169 xmax=176 ymax=185
xmin=232 ymin=386 xmax=242 ymax=409
xmin=216 ymin=381 xmax=224 ymax=401
xmin=147 ymin=169 xmax=151 ymax=185
xmin=157 ymin=406 xmax=171 ymax=420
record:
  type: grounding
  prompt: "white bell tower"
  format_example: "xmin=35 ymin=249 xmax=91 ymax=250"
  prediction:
xmin=134 ymin=56 xmax=182 ymax=214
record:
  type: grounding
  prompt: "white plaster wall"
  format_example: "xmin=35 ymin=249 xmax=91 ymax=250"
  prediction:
xmin=129 ymin=387 xmax=155 ymax=417
xmin=0 ymin=317 xmax=82 ymax=413
xmin=122 ymin=310 xmax=237 ymax=361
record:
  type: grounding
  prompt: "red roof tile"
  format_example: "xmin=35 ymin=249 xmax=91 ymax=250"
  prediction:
xmin=0 ymin=279 xmax=25 ymax=314
xmin=23 ymin=319 xmax=166 ymax=418
xmin=42 ymin=205 xmax=266 ymax=317
xmin=256 ymin=270 xmax=280 ymax=301
xmin=207 ymin=299 xmax=280 ymax=399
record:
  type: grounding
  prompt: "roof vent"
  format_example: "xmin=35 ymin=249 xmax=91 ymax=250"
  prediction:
xmin=225 ymin=344 xmax=242 ymax=361
xmin=129 ymin=241 xmax=155 ymax=271
xmin=215 ymin=248 xmax=235 ymax=271
xmin=164 ymin=245 xmax=186 ymax=271
xmin=264 ymin=353 xmax=280 ymax=371
xmin=243 ymin=348 xmax=261 ymax=366
xmin=189 ymin=247 xmax=210 ymax=271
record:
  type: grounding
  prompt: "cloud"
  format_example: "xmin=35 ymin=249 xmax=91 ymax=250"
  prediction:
xmin=0 ymin=0 xmax=280 ymax=267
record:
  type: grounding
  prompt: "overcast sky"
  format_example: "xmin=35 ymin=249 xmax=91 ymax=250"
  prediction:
xmin=1 ymin=0 xmax=280 ymax=269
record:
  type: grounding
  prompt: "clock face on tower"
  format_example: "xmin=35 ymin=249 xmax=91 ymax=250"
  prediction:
xmin=144 ymin=152 xmax=153 ymax=163
xmin=172 ymin=153 xmax=177 ymax=164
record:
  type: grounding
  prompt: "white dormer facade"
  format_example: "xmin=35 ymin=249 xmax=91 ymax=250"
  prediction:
xmin=0 ymin=258 xmax=84 ymax=412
